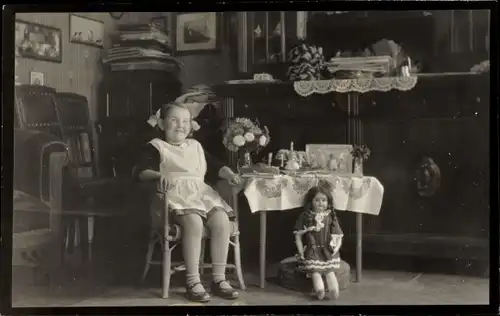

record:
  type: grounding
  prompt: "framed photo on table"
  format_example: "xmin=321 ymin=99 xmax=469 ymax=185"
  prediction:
xmin=174 ymin=12 xmax=221 ymax=54
xmin=15 ymin=20 xmax=62 ymax=63
xmin=306 ymin=144 xmax=354 ymax=173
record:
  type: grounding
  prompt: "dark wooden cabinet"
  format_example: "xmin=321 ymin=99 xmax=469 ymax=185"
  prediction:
xmin=215 ymin=74 xmax=490 ymax=270
xmin=235 ymin=11 xmax=307 ymax=75
xmin=97 ymin=70 xmax=182 ymax=177
xmin=352 ymin=74 xmax=489 ymax=261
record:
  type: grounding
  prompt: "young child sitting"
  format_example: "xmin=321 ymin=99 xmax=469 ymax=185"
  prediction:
xmin=293 ymin=184 xmax=343 ymax=300
xmin=134 ymin=98 xmax=242 ymax=303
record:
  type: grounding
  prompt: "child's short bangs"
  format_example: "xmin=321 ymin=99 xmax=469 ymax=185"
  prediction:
xmin=160 ymin=102 xmax=191 ymax=118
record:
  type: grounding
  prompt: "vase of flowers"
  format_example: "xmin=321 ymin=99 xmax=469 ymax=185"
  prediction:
xmin=350 ymin=145 xmax=371 ymax=175
xmin=223 ymin=117 xmax=271 ymax=169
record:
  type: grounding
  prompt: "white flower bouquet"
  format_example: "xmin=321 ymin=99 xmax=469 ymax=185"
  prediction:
xmin=222 ymin=117 xmax=270 ymax=154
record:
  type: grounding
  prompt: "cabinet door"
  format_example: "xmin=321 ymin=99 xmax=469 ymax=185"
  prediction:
xmin=238 ymin=12 xmax=304 ymax=74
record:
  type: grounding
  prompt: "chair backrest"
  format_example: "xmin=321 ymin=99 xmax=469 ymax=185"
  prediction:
xmin=14 ymin=85 xmax=63 ymax=139
xmin=54 ymin=92 xmax=98 ymax=179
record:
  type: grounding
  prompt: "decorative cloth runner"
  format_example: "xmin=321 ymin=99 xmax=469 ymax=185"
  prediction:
xmin=293 ymin=76 xmax=418 ymax=96
xmin=243 ymin=174 xmax=384 ymax=215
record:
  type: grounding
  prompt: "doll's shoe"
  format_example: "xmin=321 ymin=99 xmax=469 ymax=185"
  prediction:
xmin=326 ymin=288 xmax=339 ymax=300
xmin=186 ymin=282 xmax=211 ymax=303
xmin=211 ymin=280 xmax=239 ymax=300
xmin=315 ymin=289 xmax=326 ymax=300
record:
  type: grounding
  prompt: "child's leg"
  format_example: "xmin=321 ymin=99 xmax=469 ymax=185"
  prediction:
xmin=176 ymin=213 xmax=205 ymax=292
xmin=311 ymin=272 xmax=325 ymax=299
xmin=325 ymin=271 xmax=339 ymax=299
xmin=206 ymin=208 xmax=232 ymax=289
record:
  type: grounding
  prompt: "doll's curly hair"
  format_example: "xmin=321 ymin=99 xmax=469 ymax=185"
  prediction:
xmin=303 ymin=181 xmax=338 ymax=221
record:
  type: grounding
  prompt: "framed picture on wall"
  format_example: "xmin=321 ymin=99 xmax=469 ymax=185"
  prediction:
xmin=151 ymin=16 xmax=168 ymax=32
xmin=30 ymin=71 xmax=45 ymax=86
xmin=69 ymin=14 xmax=104 ymax=48
xmin=15 ymin=20 xmax=62 ymax=63
xmin=174 ymin=12 xmax=221 ymax=54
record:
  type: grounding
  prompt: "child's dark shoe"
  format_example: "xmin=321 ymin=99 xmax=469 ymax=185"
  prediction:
xmin=186 ymin=282 xmax=211 ymax=303
xmin=211 ymin=280 xmax=239 ymax=300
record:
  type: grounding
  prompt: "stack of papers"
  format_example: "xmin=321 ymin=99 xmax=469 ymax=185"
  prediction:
xmin=324 ymin=56 xmax=392 ymax=75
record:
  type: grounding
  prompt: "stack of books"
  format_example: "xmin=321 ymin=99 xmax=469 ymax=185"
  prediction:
xmin=102 ymin=23 xmax=183 ymax=73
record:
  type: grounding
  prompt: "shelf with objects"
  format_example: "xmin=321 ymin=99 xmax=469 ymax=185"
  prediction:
xmin=97 ymin=22 xmax=183 ymax=178
xmin=213 ymin=10 xmax=491 ymax=287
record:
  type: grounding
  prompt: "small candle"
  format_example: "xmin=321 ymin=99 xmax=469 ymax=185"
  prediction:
xmin=268 ymin=153 xmax=273 ymax=166
xmin=290 ymin=142 xmax=294 ymax=152
xmin=280 ymin=155 xmax=284 ymax=167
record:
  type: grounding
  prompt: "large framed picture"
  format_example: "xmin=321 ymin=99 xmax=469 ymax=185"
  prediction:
xmin=305 ymin=144 xmax=354 ymax=173
xmin=15 ymin=20 xmax=62 ymax=63
xmin=174 ymin=12 xmax=221 ymax=54
xmin=69 ymin=14 xmax=104 ymax=48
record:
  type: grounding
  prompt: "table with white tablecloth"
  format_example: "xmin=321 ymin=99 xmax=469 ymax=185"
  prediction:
xmin=239 ymin=173 xmax=385 ymax=288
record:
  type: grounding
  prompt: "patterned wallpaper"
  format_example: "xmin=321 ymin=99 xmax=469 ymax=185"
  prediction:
xmin=14 ymin=12 xmax=235 ymax=120
xmin=15 ymin=13 xmax=117 ymax=120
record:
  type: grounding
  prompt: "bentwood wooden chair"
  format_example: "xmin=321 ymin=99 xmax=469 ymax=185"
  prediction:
xmin=140 ymin=180 xmax=246 ymax=298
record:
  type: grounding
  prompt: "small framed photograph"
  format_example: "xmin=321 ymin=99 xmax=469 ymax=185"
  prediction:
xmin=30 ymin=71 xmax=45 ymax=86
xmin=151 ymin=16 xmax=168 ymax=32
xmin=15 ymin=20 xmax=62 ymax=63
xmin=306 ymin=144 xmax=354 ymax=172
xmin=69 ymin=14 xmax=104 ymax=48
xmin=174 ymin=12 xmax=221 ymax=54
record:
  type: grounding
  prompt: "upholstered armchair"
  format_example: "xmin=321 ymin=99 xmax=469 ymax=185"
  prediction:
xmin=13 ymin=128 xmax=68 ymax=287
xmin=15 ymin=85 xmax=131 ymax=266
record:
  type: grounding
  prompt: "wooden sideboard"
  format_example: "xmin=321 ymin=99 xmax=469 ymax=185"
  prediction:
xmin=214 ymin=73 xmax=490 ymax=270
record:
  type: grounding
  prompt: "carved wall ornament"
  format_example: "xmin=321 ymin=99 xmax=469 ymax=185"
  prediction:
xmin=415 ymin=156 xmax=441 ymax=197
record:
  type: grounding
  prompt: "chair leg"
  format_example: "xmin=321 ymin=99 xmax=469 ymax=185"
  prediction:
xmin=200 ymin=240 xmax=206 ymax=275
xmin=162 ymin=239 xmax=171 ymax=298
xmin=233 ymin=235 xmax=246 ymax=290
xmin=141 ymin=233 xmax=156 ymax=282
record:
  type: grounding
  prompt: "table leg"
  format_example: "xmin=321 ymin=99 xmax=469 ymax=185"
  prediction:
xmin=87 ymin=216 xmax=95 ymax=264
xmin=259 ymin=211 xmax=267 ymax=289
xmin=355 ymin=212 xmax=362 ymax=282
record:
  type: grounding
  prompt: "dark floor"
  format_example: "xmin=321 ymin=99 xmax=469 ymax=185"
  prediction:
xmin=12 ymin=260 xmax=489 ymax=307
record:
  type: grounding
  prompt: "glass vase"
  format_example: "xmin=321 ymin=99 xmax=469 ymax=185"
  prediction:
xmin=238 ymin=149 xmax=253 ymax=172
xmin=353 ymin=157 xmax=363 ymax=175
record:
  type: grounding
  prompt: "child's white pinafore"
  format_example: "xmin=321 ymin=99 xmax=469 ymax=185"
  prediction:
xmin=149 ymin=138 xmax=232 ymax=218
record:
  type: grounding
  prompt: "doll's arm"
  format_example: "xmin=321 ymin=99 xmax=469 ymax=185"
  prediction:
xmin=329 ymin=212 xmax=344 ymax=253
xmin=293 ymin=212 xmax=308 ymax=259
xmin=294 ymin=233 xmax=305 ymax=259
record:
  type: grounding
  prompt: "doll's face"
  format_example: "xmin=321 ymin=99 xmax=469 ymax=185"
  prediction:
xmin=311 ymin=192 xmax=328 ymax=212
xmin=163 ymin=106 xmax=192 ymax=144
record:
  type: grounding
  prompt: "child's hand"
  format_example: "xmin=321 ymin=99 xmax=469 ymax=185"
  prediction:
xmin=228 ymin=174 xmax=243 ymax=186
xmin=219 ymin=166 xmax=242 ymax=186
xmin=158 ymin=175 xmax=170 ymax=192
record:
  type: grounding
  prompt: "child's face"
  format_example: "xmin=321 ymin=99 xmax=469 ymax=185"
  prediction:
xmin=311 ymin=192 xmax=328 ymax=212
xmin=163 ymin=106 xmax=192 ymax=144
